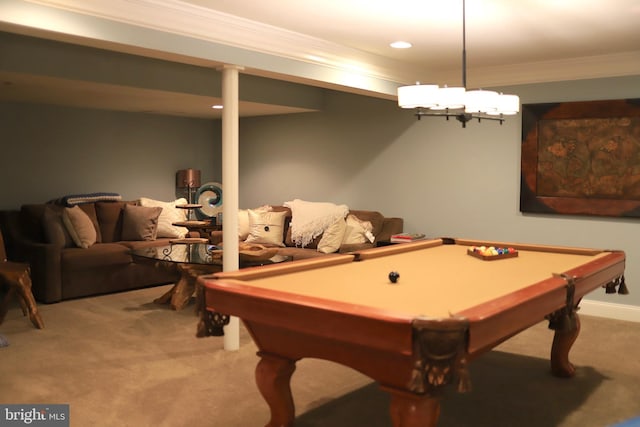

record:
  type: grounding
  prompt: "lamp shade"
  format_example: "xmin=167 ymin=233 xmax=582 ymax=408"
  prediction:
xmin=432 ymin=86 xmax=466 ymax=110
xmin=397 ymin=83 xmax=439 ymax=108
xmin=487 ymin=94 xmax=520 ymax=116
xmin=176 ymin=169 xmax=201 ymax=188
xmin=464 ymin=89 xmax=499 ymax=113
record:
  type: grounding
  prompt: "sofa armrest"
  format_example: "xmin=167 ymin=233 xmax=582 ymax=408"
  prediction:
xmin=1 ymin=208 xmax=62 ymax=303
xmin=375 ymin=217 xmax=404 ymax=243
xmin=0 ymin=210 xmax=21 ymax=260
xmin=17 ymin=240 xmax=63 ymax=303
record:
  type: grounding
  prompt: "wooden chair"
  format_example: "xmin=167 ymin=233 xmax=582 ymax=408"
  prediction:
xmin=0 ymin=228 xmax=44 ymax=329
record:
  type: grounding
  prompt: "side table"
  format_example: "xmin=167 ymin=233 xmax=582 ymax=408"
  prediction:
xmin=173 ymin=220 xmax=221 ymax=239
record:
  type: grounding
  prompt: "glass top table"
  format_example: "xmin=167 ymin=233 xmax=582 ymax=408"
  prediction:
xmin=131 ymin=243 xmax=291 ymax=310
xmin=131 ymin=243 xmax=291 ymax=266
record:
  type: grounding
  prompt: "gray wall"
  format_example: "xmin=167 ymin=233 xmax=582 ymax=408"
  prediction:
xmin=0 ymin=102 xmax=221 ymax=208
xmin=1 ymin=75 xmax=638 ymax=309
xmin=238 ymin=76 xmax=640 ymax=308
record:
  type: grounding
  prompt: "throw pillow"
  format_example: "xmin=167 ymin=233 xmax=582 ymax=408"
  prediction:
xmin=238 ymin=205 xmax=272 ymax=240
xmin=42 ymin=206 xmax=74 ymax=248
xmin=62 ymin=205 xmax=97 ymax=248
xmin=341 ymin=214 xmax=374 ymax=245
xmin=139 ymin=197 xmax=188 ymax=238
xmin=347 ymin=210 xmax=384 ymax=238
xmin=317 ymin=218 xmax=347 ymax=253
xmin=121 ymin=204 xmax=162 ymax=241
xmin=244 ymin=209 xmax=287 ymax=247
xmin=77 ymin=203 xmax=102 ymax=243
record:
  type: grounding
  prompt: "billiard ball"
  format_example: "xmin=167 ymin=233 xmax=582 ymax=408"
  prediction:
xmin=388 ymin=271 xmax=400 ymax=283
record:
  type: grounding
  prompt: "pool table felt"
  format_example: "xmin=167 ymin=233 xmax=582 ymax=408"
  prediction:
xmin=212 ymin=242 xmax=610 ymax=319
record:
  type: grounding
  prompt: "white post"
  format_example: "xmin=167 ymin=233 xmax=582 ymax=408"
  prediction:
xmin=220 ymin=64 xmax=243 ymax=351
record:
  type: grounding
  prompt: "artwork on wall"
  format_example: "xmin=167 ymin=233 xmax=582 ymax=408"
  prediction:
xmin=520 ymin=98 xmax=640 ymax=217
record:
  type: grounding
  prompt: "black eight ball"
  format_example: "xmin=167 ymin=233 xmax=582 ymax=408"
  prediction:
xmin=388 ymin=271 xmax=400 ymax=283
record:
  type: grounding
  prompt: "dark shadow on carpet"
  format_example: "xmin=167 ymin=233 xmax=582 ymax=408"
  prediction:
xmin=295 ymin=350 xmax=607 ymax=427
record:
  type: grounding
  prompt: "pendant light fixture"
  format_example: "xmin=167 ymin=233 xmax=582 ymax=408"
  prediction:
xmin=397 ymin=0 xmax=520 ymax=127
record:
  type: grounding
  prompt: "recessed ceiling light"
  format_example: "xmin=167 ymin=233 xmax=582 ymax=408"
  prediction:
xmin=211 ymin=105 xmax=223 ymax=109
xmin=390 ymin=41 xmax=412 ymax=49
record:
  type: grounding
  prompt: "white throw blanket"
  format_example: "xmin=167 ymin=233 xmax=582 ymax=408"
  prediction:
xmin=284 ymin=199 xmax=349 ymax=248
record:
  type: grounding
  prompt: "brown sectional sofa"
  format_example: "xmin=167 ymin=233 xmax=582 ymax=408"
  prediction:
xmin=1 ymin=201 xmax=403 ymax=304
xmin=209 ymin=205 xmax=404 ymax=260
xmin=5 ymin=201 xmax=181 ymax=303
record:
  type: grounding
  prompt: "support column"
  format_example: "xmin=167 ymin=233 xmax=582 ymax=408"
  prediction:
xmin=220 ymin=64 xmax=244 ymax=351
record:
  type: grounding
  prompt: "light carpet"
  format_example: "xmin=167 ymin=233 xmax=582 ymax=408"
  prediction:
xmin=1 ymin=285 xmax=639 ymax=426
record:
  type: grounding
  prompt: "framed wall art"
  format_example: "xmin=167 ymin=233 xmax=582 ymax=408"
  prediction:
xmin=520 ymin=98 xmax=640 ymax=217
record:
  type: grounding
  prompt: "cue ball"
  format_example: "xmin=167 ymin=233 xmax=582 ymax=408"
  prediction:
xmin=388 ymin=271 xmax=400 ymax=283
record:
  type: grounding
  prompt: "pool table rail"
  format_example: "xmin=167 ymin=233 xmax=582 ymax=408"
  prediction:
xmin=457 ymin=249 xmax=626 ymax=355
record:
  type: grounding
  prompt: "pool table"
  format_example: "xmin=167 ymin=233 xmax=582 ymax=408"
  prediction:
xmin=197 ymin=238 xmax=627 ymax=427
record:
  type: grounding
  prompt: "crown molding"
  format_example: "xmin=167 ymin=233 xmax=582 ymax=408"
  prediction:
xmin=466 ymin=50 xmax=640 ymax=88
xmin=22 ymin=0 xmax=409 ymax=86
xmin=403 ymin=51 xmax=640 ymax=90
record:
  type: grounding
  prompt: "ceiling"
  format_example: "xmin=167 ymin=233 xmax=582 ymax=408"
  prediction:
xmin=1 ymin=0 xmax=640 ymax=118
xmin=184 ymin=0 xmax=640 ymax=75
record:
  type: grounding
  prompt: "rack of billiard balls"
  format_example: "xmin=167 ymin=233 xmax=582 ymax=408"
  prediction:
xmin=467 ymin=245 xmax=518 ymax=261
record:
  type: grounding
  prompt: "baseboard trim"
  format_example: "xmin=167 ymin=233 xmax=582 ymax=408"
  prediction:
xmin=579 ymin=299 xmax=640 ymax=322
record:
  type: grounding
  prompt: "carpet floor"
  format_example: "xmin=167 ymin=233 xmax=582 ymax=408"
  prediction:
xmin=1 ymin=285 xmax=639 ymax=426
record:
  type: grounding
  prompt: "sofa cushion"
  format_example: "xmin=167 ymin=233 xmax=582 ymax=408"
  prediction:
xmin=342 ymin=214 xmax=374 ymax=245
xmin=96 ymin=201 xmax=137 ymax=243
xmin=317 ymin=219 xmax=347 ymax=253
xmin=42 ymin=205 xmax=74 ymax=248
xmin=138 ymin=197 xmax=188 ymax=238
xmin=245 ymin=209 xmax=287 ymax=247
xmin=62 ymin=205 xmax=98 ymax=248
xmin=348 ymin=210 xmax=384 ymax=237
xmin=61 ymin=243 xmax=133 ymax=271
xmin=121 ymin=204 xmax=162 ymax=241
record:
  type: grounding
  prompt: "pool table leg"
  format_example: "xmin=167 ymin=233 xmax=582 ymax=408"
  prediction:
xmin=383 ymin=386 xmax=441 ymax=427
xmin=255 ymin=352 xmax=297 ymax=427
xmin=550 ymin=311 xmax=580 ymax=377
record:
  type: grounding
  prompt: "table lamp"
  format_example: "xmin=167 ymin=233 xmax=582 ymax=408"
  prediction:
xmin=176 ymin=169 xmax=201 ymax=204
